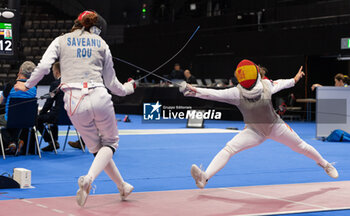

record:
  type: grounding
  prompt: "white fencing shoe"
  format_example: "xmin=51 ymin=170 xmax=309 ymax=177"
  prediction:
xmin=319 ymin=163 xmax=339 ymax=179
xmin=118 ymin=182 xmax=134 ymax=201
xmin=76 ymin=176 xmax=93 ymax=207
xmin=191 ymin=164 xmax=208 ymax=189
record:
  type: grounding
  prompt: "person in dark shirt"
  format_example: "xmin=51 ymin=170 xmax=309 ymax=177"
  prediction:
xmin=170 ymin=63 xmax=185 ymax=80
xmin=0 ymin=61 xmax=37 ymax=154
xmin=184 ymin=69 xmax=197 ymax=84
xmin=37 ymin=62 xmax=64 ymax=152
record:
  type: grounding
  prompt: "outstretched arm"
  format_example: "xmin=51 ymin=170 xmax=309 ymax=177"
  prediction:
xmin=180 ymin=83 xmax=240 ymax=105
xmin=102 ymin=44 xmax=135 ymax=96
xmin=293 ymin=66 xmax=305 ymax=83
xmin=270 ymin=66 xmax=304 ymax=94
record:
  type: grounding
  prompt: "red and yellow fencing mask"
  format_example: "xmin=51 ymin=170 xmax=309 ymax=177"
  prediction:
xmin=235 ymin=59 xmax=259 ymax=90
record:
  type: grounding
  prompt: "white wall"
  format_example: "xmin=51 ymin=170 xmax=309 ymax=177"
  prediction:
xmin=316 ymin=87 xmax=350 ymax=137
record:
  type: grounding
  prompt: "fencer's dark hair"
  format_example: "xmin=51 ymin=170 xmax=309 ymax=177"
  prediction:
xmin=71 ymin=11 xmax=107 ymax=38
xmin=71 ymin=20 xmax=82 ymax=32
xmin=81 ymin=12 xmax=98 ymax=29
xmin=71 ymin=11 xmax=98 ymax=32
xmin=258 ymin=65 xmax=268 ymax=74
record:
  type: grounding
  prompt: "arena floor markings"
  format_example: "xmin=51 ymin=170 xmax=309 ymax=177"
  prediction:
xmin=1 ymin=117 xmax=349 ymax=216
xmin=0 ymin=181 xmax=349 ymax=216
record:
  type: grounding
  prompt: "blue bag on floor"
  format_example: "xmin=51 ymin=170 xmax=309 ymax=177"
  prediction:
xmin=326 ymin=129 xmax=350 ymax=142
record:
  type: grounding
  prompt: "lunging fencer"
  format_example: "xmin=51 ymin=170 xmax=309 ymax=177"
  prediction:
xmin=179 ymin=59 xmax=339 ymax=189
xmin=15 ymin=11 xmax=135 ymax=206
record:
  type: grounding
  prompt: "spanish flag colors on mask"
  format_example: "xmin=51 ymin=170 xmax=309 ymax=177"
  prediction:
xmin=235 ymin=59 xmax=259 ymax=90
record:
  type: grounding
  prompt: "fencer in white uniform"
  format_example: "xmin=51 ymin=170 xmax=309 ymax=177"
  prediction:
xmin=15 ymin=11 xmax=135 ymax=206
xmin=180 ymin=59 xmax=339 ymax=189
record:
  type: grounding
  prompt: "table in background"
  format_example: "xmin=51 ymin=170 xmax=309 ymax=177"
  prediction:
xmin=296 ymin=98 xmax=316 ymax=121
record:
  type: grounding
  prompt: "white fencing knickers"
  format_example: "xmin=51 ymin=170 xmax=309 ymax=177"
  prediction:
xmin=227 ymin=123 xmax=328 ymax=163
xmin=205 ymin=122 xmax=328 ymax=179
xmin=63 ymin=87 xmax=119 ymax=153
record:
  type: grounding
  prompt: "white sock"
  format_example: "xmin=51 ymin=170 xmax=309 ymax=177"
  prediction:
xmin=104 ymin=159 xmax=125 ymax=189
xmin=86 ymin=146 xmax=113 ymax=182
xmin=205 ymin=148 xmax=233 ymax=179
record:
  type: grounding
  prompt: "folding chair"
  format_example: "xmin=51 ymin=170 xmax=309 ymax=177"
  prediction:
xmin=40 ymin=105 xmax=84 ymax=152
xmin=0 ymin=130 xmax=4 ymax=159
xmin=0 ymin=98 xmax=41 ymax=159
xmin=214 ymin=79 xmax=224 ymax=83
xmin=204 ymin=79 xmax=213 ymax=86
xmin=196 ymin=79 xmax=204 ymax=86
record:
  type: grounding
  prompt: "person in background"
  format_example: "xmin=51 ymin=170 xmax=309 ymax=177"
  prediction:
xmin=0 ymin=61 xmax=37 ymax=154
xmin=184 ymin=69 xmax=197 ymax=84
xmin=258 ymin=65 xmax=269 ymax=79
xmin=170 ymin=63 xmax=185 ymax=80
xmin=37 ymin=62 xmax=63 ymax=152
xmin=311 ymin=73 xmax=349 ymax=91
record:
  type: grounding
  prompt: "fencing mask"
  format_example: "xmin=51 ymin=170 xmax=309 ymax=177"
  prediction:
xmin=235 ymin=59 xmax=259 ymax=90
xmin=76 ymin=10 xmax=107 ymax=39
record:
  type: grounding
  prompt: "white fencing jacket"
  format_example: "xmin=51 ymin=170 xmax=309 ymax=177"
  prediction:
xmin=191 ymin=78 xmax=295 ymax=136
xmin=25 ymin=29 xmax=133 ymax=96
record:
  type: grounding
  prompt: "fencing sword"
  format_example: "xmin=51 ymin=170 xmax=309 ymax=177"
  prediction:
xmin=0 ymin=26 xmax=200 ymax=111
xmin=112 ymin=25 xmax=200 ymax=91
